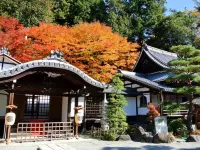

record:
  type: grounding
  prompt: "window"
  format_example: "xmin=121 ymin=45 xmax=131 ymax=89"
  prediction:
xmin=140 ymin=95 xmax=147 ymax=107
xmin=24 ymin=95 xmax=50 ymax=119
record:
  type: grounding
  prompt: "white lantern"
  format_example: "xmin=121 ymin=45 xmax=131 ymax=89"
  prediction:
xmin=5 ymin=112 xmax=16 ymax=126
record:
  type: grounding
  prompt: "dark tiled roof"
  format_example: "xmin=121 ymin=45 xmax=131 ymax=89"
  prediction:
xmin=0 ymin=60 xmax=106 ymax=89
xmin=143 ymin=45 xmax=177 ymax=68
xmin=133 ymin=45 xmax=177 ymax=71
xmin=146 ymin=72 xmax=173 ymax=82
xmin=119 ymin=70 xmax=174 ymax=92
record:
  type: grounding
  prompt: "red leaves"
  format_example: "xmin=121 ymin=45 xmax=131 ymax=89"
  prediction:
xmin=147 ymin=102 xmax=160 ymax=122
xmin=0 ymin=17 xmax=139 ymax=82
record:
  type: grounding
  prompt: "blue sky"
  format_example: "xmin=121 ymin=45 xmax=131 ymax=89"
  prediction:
xmin=165 ymin=0 xmax=196 ymax=15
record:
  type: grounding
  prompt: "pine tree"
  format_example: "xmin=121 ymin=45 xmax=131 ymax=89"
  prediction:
xmin=167 ymin=45 xmax=200 ymax=132
xmin=105 ymin=73 xmax=128 ymax=140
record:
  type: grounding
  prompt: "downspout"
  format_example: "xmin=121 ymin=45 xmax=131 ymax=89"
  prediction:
xmin=160 ymin=88 xmax=164 ymax=116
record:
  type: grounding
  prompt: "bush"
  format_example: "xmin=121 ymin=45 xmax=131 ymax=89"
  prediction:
xmin=168 ymin=118 xmax=188 ymax=137
xmin=147 ymin=103 xmax=160 ymax=123
xmin=163 ymin=101 xmax=188 ymax=115
xmin=105 ymin=73 xmax=128 ymax=141
xmin=102 ymin=131 xmax=118 ymax=141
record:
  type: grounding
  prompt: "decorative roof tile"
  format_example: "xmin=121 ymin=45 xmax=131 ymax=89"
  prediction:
xmin=0 ymin=47 xmax=21 ymax=64
xmin=44 ymin=50 xmax=68 ymax=63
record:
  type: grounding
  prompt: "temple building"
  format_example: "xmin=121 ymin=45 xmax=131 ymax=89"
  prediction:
xmin=0 ymin=45 xmax=185 ymax=141
xmin=0 ymin=48 xmax=107 ymax=140
xmin=119 ymin=44 xmax=185 ymax=123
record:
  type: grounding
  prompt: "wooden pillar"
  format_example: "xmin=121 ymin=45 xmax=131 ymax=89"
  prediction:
xmin=82 ymin=96 xmax=86 ymax=132
xmin=74 ymin=95 xmax=78 ymax=136
xmin=67 ymin=95 xmax=71 ymax=122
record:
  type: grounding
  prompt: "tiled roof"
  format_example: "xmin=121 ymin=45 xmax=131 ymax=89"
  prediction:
xmin=119 ymin=70 xmax=174 ymax=92
xmin=0 ymin=59 xmax=106 ymax=89
xmin=144 ymin=45 xmax=177 ymax=68
xmin=146 ymin=72 xmax=173 ymax=82
xmin=0 ymin=47 xmax=21 ymax=64
xmin=133 ymin=44 xmax=177 ymax=71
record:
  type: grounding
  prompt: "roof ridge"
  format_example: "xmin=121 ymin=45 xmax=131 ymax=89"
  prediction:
xmin=145 ymin=45 xmax=177 ymax=57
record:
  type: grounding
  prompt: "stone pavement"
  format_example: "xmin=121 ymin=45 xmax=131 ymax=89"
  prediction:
xmin=0 ymin=138 xmax=79 ymax=150
xmin=0 ymin=137 xmax=200 ymax=150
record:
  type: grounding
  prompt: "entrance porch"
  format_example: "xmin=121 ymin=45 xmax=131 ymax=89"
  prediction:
xmin=0 ymin=50 xmax=107 ymax=142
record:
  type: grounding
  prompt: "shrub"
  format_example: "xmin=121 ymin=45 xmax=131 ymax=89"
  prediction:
xmin=105 ymin=73 xmax=128 ymax=141
xmin=102 ymin=131 xmax=118 ymax=141
xmin=168 ymin=118 xmax=188 ymax=137
xmin=147 ymin=102 xmax=160 ymax=123
xmin=163 ymin=101 xmax=188 ymax=115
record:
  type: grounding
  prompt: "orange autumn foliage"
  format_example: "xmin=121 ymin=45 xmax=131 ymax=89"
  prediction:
xmin=0 ymin=17 xmax=139 ymax=82
xmin=147 ymin=102 xmax=160 ymax=123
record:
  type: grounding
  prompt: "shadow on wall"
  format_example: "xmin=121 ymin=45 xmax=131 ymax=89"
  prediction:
xmin=102 ymin=145 xmax=200 ymax=150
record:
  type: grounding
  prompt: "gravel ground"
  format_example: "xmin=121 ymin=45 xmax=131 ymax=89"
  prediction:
xmin=0 ymin=138 xmax=200 ymax=150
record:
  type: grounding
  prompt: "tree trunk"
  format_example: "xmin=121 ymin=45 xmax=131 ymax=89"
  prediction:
xmin=187 ymin=95 xmax=194 ymax=133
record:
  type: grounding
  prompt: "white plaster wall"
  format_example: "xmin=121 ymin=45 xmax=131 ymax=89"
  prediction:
xmin=123 ymin=97 xmax=136 ymax=116
xmin=132 ymin=84 xmax=140 ymax=88
xmin=78 ymin=97 xmax=84 ymax=117
xmin=61 ymin=96 xmax=68 ymax=122
xmin=137 ymin=93 xmax=150 ymax=115
xmin=152 ymin=94 xmax=159 ymax=107
xmin=70 ymin=97 xmax=75 ymax=117
xmin=137 ymin=88 xmax=149 ymax=92
xmin=0 ymin=91 xmax=8 ymax=116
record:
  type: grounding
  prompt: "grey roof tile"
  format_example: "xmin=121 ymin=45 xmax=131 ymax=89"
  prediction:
xmin=0 ymin=59 xmax=106 ymax=89
xmin=133 ymin=44 xmax=177 ymax=71
xmin=144 ymin=45 xmax=177 ymax=68
xmin=119 ymin=70 xmax=174 ymax=92
xmin=146 ymin=72 xmax=173 ymax=82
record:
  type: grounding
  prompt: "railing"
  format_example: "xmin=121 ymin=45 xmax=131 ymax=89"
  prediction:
xmin=16 ymin=122 xmax=74 ymax=142
xmin=163 ymin=110 xmax=188 ymax=116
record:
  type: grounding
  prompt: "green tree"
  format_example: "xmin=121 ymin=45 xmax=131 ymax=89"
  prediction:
xmin=105 ymin=0 xmax=166 ymax=45
xmin=167 ymin=45 xmax=200 ymax=132
xmin=0 ymin=0 xmax=54 ymax=26
xmin=105 ymin=73 xmax=128 ymax=140
xmin=53 ymin=0 xmax=106 ymax=26
xmin=148 ymin=11 xmax=197 ymax=51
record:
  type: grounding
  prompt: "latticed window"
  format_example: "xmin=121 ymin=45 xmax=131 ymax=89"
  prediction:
xmin=24 ymin=95 xmax=50 ymax=119
xmin=140 ymin=95 xmax=147 ymax=107
xmin=86 ymin=97 xmax=103 ymax=118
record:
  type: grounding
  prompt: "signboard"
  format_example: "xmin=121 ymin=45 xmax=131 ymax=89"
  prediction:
xmin=154 ymin=116 xmax=168 ymax=134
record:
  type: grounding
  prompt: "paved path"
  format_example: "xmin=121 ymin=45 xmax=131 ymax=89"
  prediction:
xmin=0 ymin=138 xmax=200 ymax=150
